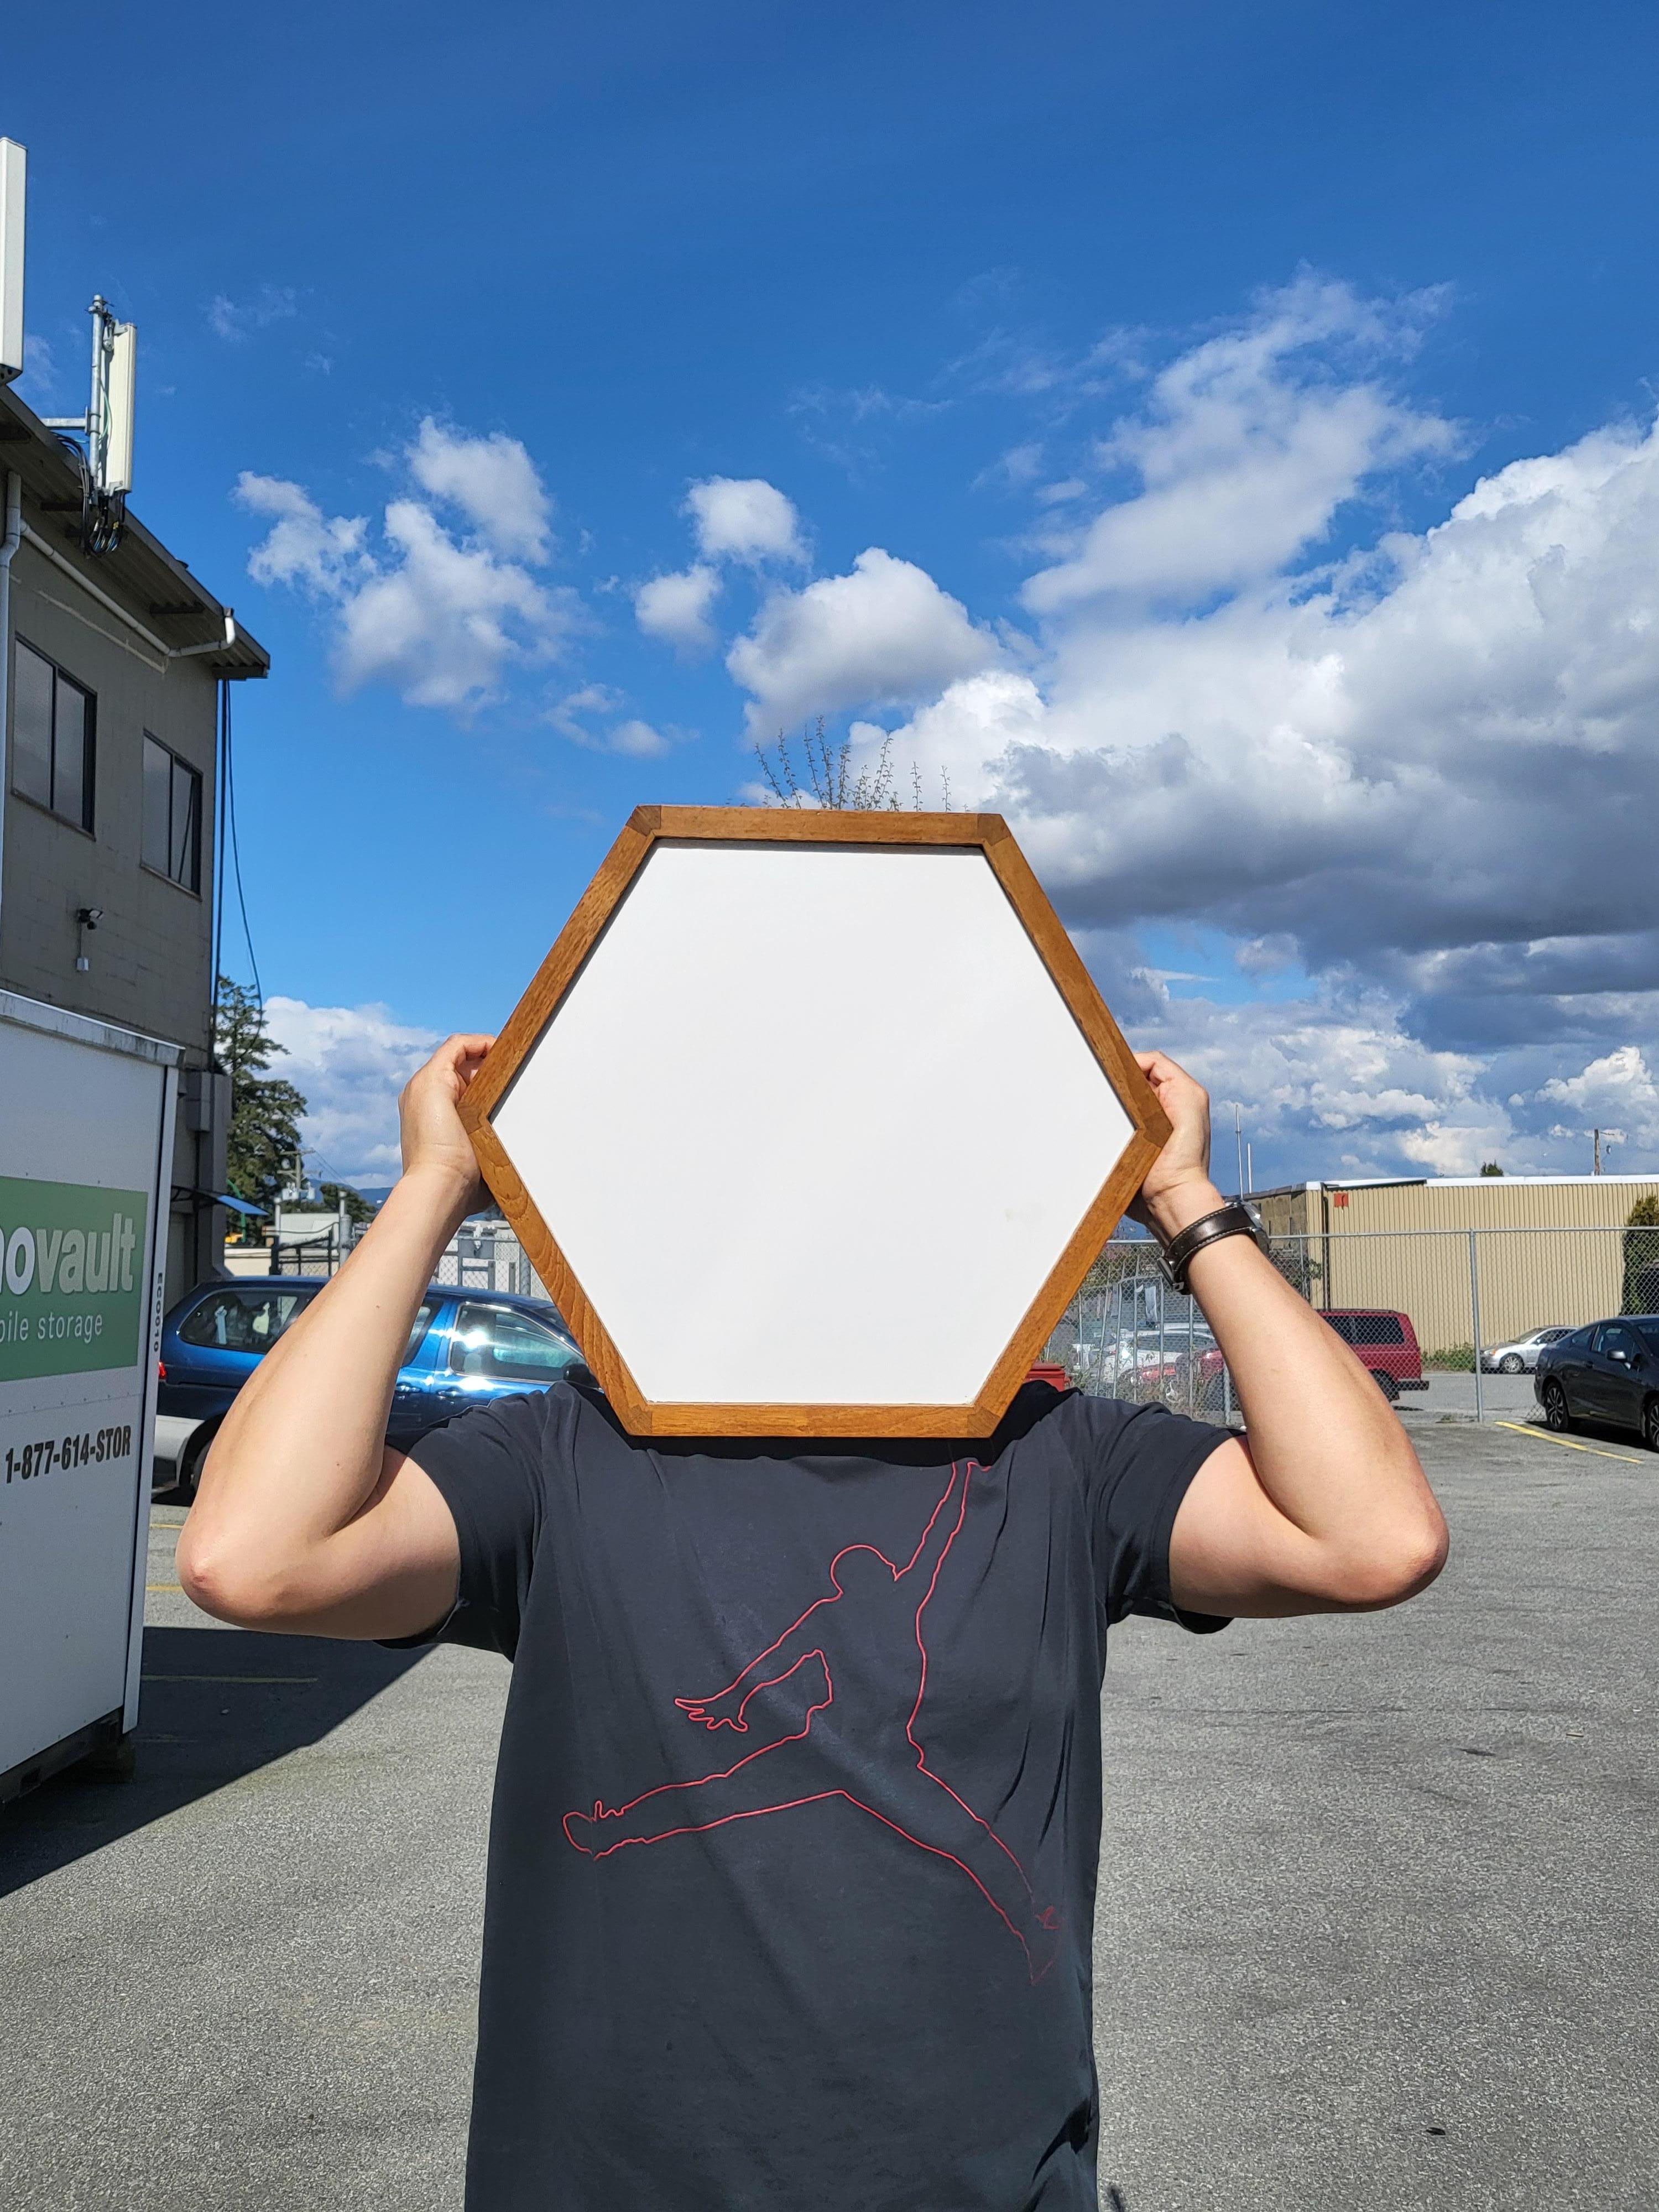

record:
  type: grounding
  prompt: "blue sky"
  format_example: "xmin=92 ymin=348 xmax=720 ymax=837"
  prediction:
xmin=10 ymin=1 xmax=1659 ymax=1185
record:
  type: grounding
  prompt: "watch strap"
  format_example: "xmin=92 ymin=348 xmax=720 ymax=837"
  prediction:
xmin=1158 ymin=1203 xmax=1261 ymax=1295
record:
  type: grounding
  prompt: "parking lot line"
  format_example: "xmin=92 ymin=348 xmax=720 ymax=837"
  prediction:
xmin=145 ymin=1582 xmax=182 ymax=1591
xmin=1493 ymin=1420 xmax=1646 ymax=1466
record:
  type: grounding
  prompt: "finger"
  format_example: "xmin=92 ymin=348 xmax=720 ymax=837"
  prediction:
xmin=437 ymin=1033 xmax=495 ymax=1075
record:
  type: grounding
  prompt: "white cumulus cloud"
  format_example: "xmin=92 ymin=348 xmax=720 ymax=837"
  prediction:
xmin=686 ymin=476 xmax=805 ymax=564
xmin=726 ymin=547 xmax=999 ymax=734
xmin=237 ymin=475 xmax=369 ymax=595
xmin=263 ymin=998 xmax=441 ymax=1186
xmin=760 ymin=276 xmax=1659 ymax=1172
xmin=634 ymin=563 xmax=721 ymax=653
xmin=237 ymin=424 xmax=575 ymax=711
xmin=1024 ymin=276 xmax=1455 ymax=612
xmin=408 ymin=417 xmax=552 ymax=561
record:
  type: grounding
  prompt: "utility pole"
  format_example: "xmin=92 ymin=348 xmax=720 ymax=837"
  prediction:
xmin=1234 ymin=1104 xmax=1244 ymax=1199
xmin=1594 ymin=1128 xmax=1601 ymax=1176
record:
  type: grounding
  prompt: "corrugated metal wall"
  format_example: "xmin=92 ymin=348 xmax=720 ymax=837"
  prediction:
xmin=1272 ymin=1177 xmax=1659 ymax=1352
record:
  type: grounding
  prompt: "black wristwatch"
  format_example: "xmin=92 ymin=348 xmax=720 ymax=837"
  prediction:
xmin=1156 ymin=1202 xmax=1263 ymax=1295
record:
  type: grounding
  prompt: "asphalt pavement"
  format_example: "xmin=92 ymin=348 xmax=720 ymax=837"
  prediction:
xmin=2 ymin=1420 xmax=1655 ymax=2211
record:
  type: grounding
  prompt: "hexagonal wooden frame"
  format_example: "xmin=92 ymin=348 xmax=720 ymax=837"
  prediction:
xmin=460 ymin=806 xmax=1171 ymax=1438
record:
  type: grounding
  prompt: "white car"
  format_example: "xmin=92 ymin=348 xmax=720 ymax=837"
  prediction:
xmin=1480 ymin=1326 xmax=1571 ymax=1375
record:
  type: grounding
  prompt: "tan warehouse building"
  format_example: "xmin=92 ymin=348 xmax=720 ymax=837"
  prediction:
xmin=1249 ymin=1175 xmax=1659 ymax=1355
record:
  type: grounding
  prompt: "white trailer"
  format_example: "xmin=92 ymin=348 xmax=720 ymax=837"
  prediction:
xmin=0 ymin=990 xmax=176 ymax=1801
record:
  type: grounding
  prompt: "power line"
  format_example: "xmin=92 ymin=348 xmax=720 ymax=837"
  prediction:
xmin=211 ymin=679 xmax=227 ymax=1030
xmin=222 ymin=676 xmax=262 ymax=1008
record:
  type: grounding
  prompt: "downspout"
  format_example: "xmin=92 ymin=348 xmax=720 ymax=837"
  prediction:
xmin=0 ymin=470 xmax=23 ymax=951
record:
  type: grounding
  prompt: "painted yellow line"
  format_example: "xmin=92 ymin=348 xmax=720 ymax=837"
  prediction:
xmin=142 ymin=1674 xmax=318 ymax=1685
xmin=146 ymin=1582 xmax=182 ymax=1591
xmin=1494 ymin=1420 xmax=1646 ymax=1465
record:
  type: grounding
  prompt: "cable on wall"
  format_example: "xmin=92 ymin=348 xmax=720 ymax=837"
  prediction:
xmin=222 ymin=677 xmax=262 ymax=1009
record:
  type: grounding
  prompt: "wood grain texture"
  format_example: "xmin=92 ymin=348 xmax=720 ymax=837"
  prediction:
xmin=625 ymin=1397 xmax=1001 ymax=1440
xmin=461 ymin=802 xmax=1173 ymax=1440
xmin=652 ymin=804 xmax=994 ymax=848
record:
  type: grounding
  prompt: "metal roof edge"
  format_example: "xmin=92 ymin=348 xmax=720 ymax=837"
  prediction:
xmin=0 ymin=988 xmax=183 ymax=1065
xmin=1425 ymin=1173 xmax=1659 ymax=1188
xmin=0 ymin=384 xmax=269 ymax=675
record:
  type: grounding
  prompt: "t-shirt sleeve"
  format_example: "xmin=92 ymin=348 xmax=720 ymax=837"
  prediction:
xmin=1082 ymin=1397 xmax=1234 ymax=1633
xmin=394 ymin=1388 xmax=556 ymax=1658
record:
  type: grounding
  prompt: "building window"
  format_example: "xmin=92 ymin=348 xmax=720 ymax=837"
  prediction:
xmin=142 ymin=734 xmax=202 ymax=893
xmin=12 ymin=639 xmax=95 ymax=832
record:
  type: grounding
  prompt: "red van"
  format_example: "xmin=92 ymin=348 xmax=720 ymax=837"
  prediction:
xmin=1318 ymin=1309 xmax=1427 ymax=1401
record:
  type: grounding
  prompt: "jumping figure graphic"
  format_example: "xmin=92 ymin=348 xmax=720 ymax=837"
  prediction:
xmin=562 ymin=1460 xmax=1061 ymax=1980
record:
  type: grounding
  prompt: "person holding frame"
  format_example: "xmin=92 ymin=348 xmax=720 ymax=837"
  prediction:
xmin=178 ymin=1035 xmax=1446 ymax=2212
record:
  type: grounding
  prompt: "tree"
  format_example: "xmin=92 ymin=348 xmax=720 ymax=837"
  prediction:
xmin=754 ymin=722 xmax=954 ymax=811
xmin=1480 ymin=1161 xmax=1504 ymax=1176
xmin=215 ymin=976 xmax=307 ymax=1216
xmin=320 ymin=1181 xmax=377 ymax=1227
xmin=1623 ymin=1193 xmax=1659 ymax=1314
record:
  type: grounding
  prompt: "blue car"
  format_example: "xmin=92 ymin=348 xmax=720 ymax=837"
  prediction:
xmin=155 ymin=1276 xmax=586 ymax=1498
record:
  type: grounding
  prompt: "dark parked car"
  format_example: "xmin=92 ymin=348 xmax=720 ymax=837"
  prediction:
xmin=155 ymin=1276 xmax=585 ymax=1497
xmin=1534 ymin=1316 xmax=1659 ymax=1450
xmin=1318 ymin=1308 xmax=1427 ymax=1402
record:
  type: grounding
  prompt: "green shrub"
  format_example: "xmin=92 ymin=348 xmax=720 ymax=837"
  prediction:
xmin=1426 ymin=1343 xmax=1475 ymax=1371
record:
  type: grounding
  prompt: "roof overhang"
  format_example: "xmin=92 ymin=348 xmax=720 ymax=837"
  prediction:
xmin=0 ymin=383 xmax=269 ymax=679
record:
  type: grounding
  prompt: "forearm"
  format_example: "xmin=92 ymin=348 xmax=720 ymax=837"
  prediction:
xmin=1150 ymin=1178 xmax=1446 ymax=1601
xmin=178 ymin=1164 xmax=471 ymax=1610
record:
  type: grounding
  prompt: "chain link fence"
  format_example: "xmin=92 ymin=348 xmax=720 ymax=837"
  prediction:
xmin=1042 ymin=1220 xmax=1659 ymax=1425
xmin=248 ymin=1207 xmax=1659 ymax=1429
xmin=431 ymin=1219 xmax=550 ymax=1302
xmin=251 ymin=1217 xmax=553 ymax=1304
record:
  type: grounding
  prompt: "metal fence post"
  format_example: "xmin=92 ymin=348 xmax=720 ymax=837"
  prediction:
xmin=1468 ymin=1228 xmax=1484 ymax=1423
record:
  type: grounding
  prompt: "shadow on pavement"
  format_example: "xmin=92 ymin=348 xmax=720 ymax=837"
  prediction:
xmin=0 ymin=1623 xmax=428 ymax=1899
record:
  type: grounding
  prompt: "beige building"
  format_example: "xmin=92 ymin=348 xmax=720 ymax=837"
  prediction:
xmin=1249 ymin=1175 xmax=1659 ymax=1353
xmin=2 ymin=379 xmax=269 ymax=1306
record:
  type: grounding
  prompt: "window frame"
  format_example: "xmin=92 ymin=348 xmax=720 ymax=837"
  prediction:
xmin=1351 ymin=1313 xmax=1407 ymax=1347
xmin=11 ymin=636 xmax=96 ymax=834
xmin=176 ymin=1285 xmax=317 ymax=1353
xmin=140 ymin=731 xmax=205 ymax=895
xmin=447 ymin=1300 xmax=581 ymax=1384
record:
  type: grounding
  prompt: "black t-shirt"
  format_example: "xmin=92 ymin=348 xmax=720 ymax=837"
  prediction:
xmin=406 ymin=1376 xmax=1230 ymax=2212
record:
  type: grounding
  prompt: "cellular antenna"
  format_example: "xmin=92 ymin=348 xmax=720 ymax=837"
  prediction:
xmin=0 ymin=138 xmax=23 ymax=383
xmin=96 ymin=302 xmax=137 ymax=494
xmin=43 ymin=296 xmax=136 ymax=552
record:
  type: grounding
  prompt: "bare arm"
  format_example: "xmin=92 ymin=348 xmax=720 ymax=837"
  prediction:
xmin=175 ymin=1036 xmax=494 ymax=1640
xmin=1130 ymin=1053 xmax=1449 ymax=1619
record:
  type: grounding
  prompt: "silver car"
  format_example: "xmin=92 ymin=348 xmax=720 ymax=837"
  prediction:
xmin=1480 ymin=1326 xmax=1571 ymax=1375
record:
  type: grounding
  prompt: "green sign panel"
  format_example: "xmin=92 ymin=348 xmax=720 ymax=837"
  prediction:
xmin=0 ymin=1176 xmax=149 ymax=1383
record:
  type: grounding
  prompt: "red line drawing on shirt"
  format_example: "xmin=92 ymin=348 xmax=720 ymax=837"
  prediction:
xmin=561 ymin=1460 xmax=1061 ymax=1982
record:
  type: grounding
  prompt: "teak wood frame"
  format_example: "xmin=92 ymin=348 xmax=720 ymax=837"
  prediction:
xmin=460 ymin=806 xmax=1171 ymax=1439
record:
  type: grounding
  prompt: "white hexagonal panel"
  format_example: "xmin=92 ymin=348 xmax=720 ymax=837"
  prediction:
xmin=477 ymin=818 xmax=1157 ymax=1431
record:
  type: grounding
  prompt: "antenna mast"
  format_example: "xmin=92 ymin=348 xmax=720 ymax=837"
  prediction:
xmin=43 ymin=296 xmax=135 ymax=555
